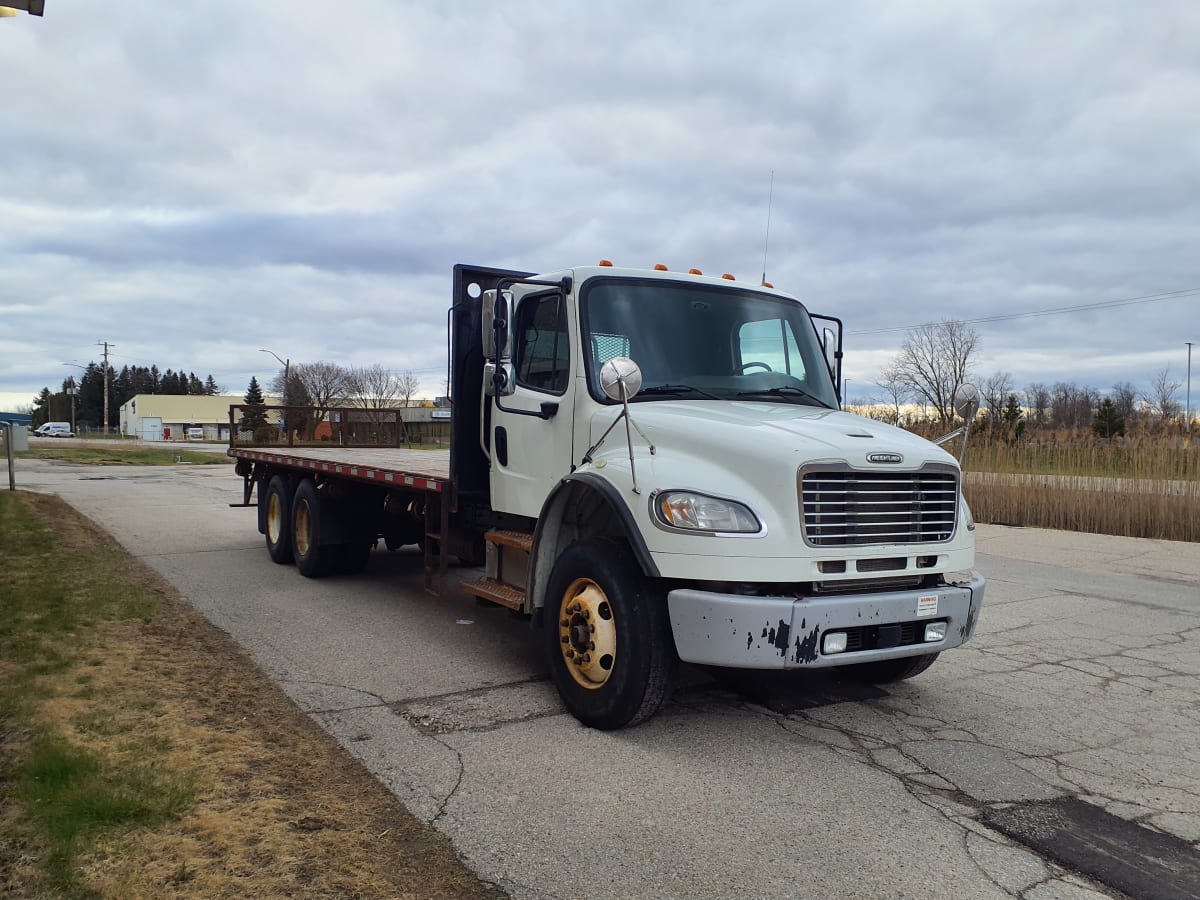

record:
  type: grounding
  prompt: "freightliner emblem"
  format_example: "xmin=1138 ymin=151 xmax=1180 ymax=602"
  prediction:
xmin=867 ymin=452 xmax=904 ymax=464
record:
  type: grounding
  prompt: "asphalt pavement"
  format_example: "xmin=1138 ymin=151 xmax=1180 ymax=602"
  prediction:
xmin=13 ymin=455 xmax=1200 ymax=899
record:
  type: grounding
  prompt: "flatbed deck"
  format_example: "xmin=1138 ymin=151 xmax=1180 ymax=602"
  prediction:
xmin=230 ymin=446 xmax=451 ymax=492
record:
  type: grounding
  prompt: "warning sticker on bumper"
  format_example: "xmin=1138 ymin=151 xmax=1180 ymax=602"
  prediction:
xmin=917 ymin=594 xmax=939 ymax=617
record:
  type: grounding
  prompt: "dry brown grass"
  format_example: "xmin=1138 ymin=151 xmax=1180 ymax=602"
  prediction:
xmin=954 ymin=427 xmax=1200 ymax=542
xmin=1 ymin=492 xmax=504 ymax=899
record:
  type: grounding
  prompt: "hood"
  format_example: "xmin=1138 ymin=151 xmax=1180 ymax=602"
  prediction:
xmin=592 ymin=399 xmax=957 ymax=470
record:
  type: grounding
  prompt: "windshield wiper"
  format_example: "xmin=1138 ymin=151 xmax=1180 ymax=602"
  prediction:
xmin=637 ymin=384 xmax=722 ymax=400
xmin=735 ymin=386 xmax=833 ymax=408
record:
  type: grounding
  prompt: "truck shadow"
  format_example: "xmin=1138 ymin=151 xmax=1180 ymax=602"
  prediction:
xmin=683 ymin=666 xmax=888 ymax=715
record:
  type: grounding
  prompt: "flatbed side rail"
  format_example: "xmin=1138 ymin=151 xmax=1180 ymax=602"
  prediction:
xmin=228 ymin=404 xmax=420 ymax=449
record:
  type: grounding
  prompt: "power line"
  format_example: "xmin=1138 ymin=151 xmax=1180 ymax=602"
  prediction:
xmin=850 ymin=287 xmax=1200 ymax=336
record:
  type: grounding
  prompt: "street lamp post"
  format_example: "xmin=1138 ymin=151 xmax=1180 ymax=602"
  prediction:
xmin=259 ymin=349 xmax=290 ymax=402
xmin=67 ymin=384 xmax=77 ymax=434
xmin=62 ymin=363 xmax=87 ymax=433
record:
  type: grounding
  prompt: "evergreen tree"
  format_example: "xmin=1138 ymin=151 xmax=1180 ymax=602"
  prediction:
xmin=1092 ymin=399 xmax=1125 ymax=439
xmin=241 ymin=377 xmax=269 ymax=435
xmin=32 ymin=387 xmax=52 ymax=428
xmin=204 ymin=374 xmax=220 ymax=395
xmin=188 ymin=372 xmax=205 ymax=395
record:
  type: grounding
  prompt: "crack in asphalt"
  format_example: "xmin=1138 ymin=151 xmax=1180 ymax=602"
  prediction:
xmin=683 ymin=612 xmax=1200 ymax=899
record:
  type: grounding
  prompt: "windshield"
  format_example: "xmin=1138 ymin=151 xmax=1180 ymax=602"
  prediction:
xmin=581 ymin=277 xmax=839 ymax=408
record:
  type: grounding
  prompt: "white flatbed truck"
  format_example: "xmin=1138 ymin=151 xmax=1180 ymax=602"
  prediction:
xmin=230 ymin=262 xmax=985 ymax=729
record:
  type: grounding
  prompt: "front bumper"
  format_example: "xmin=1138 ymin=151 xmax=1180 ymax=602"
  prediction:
xmin=667 ymin=572 xmax=985 ymax=669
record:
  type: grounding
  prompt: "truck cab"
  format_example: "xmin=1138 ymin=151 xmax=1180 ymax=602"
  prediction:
xmin=450 ymin=263 xmax=984 ymax=729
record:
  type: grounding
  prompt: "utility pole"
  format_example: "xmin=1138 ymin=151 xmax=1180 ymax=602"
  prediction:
xmin=1187 ymin=341 xmax=1193 ymax=435
xmin=97 ymin=340 xmax=114 ymax=436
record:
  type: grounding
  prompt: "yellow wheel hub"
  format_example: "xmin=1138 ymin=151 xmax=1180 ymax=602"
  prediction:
xmin=294 ymin=500 xmax=311 ymax=556
xmin=557 ymin=578 xmax=617 ymax=690
xmin=267 ymin=492 xmax=283 ymax=545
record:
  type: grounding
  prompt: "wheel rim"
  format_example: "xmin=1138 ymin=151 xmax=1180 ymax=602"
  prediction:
xmin=294 ymin=499 xmax=311 ymax=556
xmin=557 ymin=578 xmax=617 ymax=690
xmin=267 ymin=492 xmax=283 ymax=545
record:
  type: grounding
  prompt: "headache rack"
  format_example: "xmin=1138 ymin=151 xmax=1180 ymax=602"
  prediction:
xmin=800 ymin=464 xmax=958 ymax=547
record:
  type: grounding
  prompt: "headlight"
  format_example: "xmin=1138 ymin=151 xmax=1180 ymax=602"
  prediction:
xmin=652 ymin=491 xmax=762 ymax=534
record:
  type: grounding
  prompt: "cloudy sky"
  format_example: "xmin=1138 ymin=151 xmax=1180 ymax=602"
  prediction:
xmin=2 ymin=0 xmax=1198 ymax=412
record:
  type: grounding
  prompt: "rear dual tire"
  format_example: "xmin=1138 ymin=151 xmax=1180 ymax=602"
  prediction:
xmin=267 ymin=477 xmax=372 ymax=578
xmin=264 ymin=475 xmax=293 ymax=564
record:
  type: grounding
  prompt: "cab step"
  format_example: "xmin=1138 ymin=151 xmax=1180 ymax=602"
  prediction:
xmin=461 ymin=577 xmax=526 ymax=611
xmin=485 ymin=529 xmax=534 ymax=552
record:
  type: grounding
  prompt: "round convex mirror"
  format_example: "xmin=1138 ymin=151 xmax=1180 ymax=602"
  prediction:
xmin=953 ymin=383 xmax=981 ymax=422
xmin=599 ymin=357 xmax=643 ymax=401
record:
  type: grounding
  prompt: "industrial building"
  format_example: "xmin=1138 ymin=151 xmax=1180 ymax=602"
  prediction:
xmin=119 ymin=395 xmax=243 ymax=442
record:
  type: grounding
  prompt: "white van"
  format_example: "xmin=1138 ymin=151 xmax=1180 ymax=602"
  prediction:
xmin=35 ymin=422 xmax=74 ymax=438
xmin=186 ymin=427 xmax=205 ymax=441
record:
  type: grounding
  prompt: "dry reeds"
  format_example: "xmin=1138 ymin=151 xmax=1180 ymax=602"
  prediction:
xmin=953 ymin=427 xmax=1200 ymax=542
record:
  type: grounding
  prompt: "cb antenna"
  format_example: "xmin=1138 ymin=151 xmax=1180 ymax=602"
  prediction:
xmin=761 ymin=170 xmax=774 ymax=286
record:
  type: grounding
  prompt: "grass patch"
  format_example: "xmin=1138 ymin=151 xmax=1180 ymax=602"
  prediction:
xmin=0 ymin=490 xmax=502 ymax=899
xmin=17 ymin=737 xmax=195 ymax=893
xmin=19 ymin=447 xmax=228 ymax=466
xmin=0 ymin=491 xmax=191 ymax=897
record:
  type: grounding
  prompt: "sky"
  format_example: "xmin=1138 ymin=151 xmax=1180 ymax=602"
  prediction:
xmin=2 ymin=0 xmax=1198 ymax=412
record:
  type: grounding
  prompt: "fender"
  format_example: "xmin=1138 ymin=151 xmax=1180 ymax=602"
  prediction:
xmin=527 ymin=472 xmax=661 ymax=614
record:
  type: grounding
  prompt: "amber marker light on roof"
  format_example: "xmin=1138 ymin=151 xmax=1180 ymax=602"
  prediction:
xmin=688 ymin=268 xmax=703 ymax=275
xmin=762 ymin=281 xmax=774 ymax=288
xmin=598 ymin=259 xmax=614 ymax=267
xmin=722 ymin=273 xmax=736 ymax=280
xmin=654 ymin=264 xmax=669 ymax=271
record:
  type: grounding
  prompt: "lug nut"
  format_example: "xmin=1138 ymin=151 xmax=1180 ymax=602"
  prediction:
xmin=588 ymin=641 xmax=595 ymax=650
xmin=561 ymin=636 xmax=569 ymax=644
xmin=565 ymin=649 xmax=574 ymax=658
xmin=560 ymin=618 xmax=569 ymax=627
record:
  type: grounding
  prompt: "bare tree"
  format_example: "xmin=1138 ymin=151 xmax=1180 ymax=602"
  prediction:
xmin=275 ymin=361 xmax=348 ymax=439
xmin=875 ymin=361 xmax=909 ymax=425
xmin=982 ymin=371 xmax=1014 ymax=429
xmin=1024 ymin=383 xmax=1050 ymax=427
xmin=292 ymin=361 xmax=349 ymax=408
xmin=892 ymin=319 xmax=980 ymax=426
xmin=1109 ymin=381 xmax=1139 ymax=424
xmin=346 ymin=364 xmax=402 ymax=408
xmin=1144 ymin=365 xmax=1182 ymax=420
xmin=1050 ymin=382 xmax=1099 ymax=429
xmin=397 ymin=370 xmax=421 ymax=407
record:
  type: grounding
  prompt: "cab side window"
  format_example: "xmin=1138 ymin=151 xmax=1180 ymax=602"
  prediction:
xmin=514 ymin=293 xmax=570 ymax=394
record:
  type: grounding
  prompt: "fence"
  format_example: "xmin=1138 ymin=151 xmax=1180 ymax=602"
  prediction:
xmin=228 ymin=405 xmax=451 ymax=449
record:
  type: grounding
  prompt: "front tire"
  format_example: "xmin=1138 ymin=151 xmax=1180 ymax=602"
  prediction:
xmin=543 ymin=539 xmax=675 ymax=730
xmin=838 ymin=653 xmax=939 ymax=684
xmin=264 ymin=475 xmax=293 ymax=565
xmin=292 ymin=479 xmax=335 ymax=578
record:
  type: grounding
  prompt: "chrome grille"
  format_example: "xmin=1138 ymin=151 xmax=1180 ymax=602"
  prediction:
xmin=801 ymin=467 xmax=958 ymax=546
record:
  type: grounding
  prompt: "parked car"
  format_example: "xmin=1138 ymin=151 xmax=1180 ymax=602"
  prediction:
xmin=34 ymin=422 xmax=74 ymax=438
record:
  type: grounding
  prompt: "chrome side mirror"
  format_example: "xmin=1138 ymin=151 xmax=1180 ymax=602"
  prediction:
xmin=483 ymin=361 xmax=515 ymax=396
xmin=599 ymin=357 xmax=643 ymax=401
xmin=481 ymin=289 xmax=514 ymax=360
